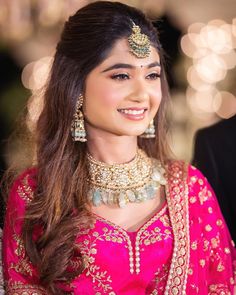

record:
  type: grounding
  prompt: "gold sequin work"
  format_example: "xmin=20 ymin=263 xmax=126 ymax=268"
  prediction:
xmin=75 ymin=202 xmax=172 ymax=293
xmin=9 ymin=234 xmax=33 ymax=277
xmin=17 ymin=174 xmax=34 ymax=203
xmin=6 ymin=280 xmax=47 ymax=295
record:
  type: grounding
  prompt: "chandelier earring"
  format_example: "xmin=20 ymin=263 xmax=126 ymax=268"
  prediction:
xmin=71 ymin=94 xmax=87 ymax=142
xmin=140 ymin=119 xmax=155 ymax=139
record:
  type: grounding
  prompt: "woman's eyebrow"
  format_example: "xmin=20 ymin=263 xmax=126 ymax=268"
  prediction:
xmin=147 ymin=62 xmax=161 ymax=69
xmin=101 ymin=61 xmax=161 ymax=73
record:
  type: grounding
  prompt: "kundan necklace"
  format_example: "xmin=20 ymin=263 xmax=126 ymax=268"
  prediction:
xmin=87 ymin=149 xmax=166 ymax=208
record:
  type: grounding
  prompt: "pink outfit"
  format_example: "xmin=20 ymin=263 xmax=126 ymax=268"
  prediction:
xmin=3 ymin=161 xmax=236 ymax=294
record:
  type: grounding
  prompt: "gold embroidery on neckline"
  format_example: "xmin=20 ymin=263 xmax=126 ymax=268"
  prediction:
xmin=134 ymin=206 xmax=171 ymax=274
xmin=94 ymin=204 xmax=169 ymax=275
xmin=75 ymin=204 xmax=172 ymax=293
xmin=93 ymin=203 xmax=168 ymax=235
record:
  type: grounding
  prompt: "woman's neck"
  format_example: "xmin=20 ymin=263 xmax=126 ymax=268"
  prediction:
xmin=86 ymin=133 xmax=138 ymax=165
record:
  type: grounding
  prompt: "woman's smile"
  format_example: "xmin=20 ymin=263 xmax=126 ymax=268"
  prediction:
xmin=117 ymin=107 xmax=148 ymax=121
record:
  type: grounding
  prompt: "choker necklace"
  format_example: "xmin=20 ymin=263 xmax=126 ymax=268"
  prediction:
xmin=87 ymin=149 xmax=166 ymax=208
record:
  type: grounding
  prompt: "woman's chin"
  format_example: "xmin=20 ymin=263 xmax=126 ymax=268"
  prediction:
xmin=117 ymin=129 xmax=147 ymax=137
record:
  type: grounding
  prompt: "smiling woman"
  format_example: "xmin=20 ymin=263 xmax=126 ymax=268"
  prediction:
xmin=84 ymin=39 xmax=162 ymax=143
xmin=2 ymin=1 xmax=236 ymax=295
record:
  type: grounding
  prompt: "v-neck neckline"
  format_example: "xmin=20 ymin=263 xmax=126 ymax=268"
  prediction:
xmin=92 ymin=200 xmax=168 ymax=235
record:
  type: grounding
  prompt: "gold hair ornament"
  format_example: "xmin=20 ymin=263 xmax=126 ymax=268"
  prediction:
xmin=128 ymin=22 xmax=151 ymax=58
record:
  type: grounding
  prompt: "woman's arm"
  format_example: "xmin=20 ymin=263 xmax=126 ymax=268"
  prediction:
xmin=2 ymin=169 xmax=48 ymax=295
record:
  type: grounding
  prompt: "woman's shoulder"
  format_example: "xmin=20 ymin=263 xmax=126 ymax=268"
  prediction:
xmin=166 ymin=159 xmax=207 ymax=183
xmin=166 ymin=160 xmax=217 ymax=211
xmin=166 ymin=160 xmax=212 ymax=198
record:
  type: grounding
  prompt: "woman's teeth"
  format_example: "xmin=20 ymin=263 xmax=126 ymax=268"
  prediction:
xmin=119 ymin=109 xmax=145 ymax=115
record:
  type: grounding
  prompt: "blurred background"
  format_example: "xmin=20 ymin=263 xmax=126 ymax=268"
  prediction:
xmin=0 ymin=0 xmax=236 ymax=176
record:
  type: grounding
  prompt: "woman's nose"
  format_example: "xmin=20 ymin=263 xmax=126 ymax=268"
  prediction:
xmin=128 ymin=80 xmax=149 ymax=103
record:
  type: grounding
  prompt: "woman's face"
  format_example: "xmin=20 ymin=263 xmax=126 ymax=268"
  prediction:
xmin=84 ymin=38 xmax=162 ymax=138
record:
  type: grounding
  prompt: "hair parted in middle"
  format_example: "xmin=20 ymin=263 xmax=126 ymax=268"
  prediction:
xmin=22 ymin=1 xmax=171 ymax=293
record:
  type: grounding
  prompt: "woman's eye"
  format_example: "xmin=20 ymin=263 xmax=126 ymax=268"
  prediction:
xmin=111 ymin=73 xmax=130 ymax=80
xmin=147 ymin=73 xmax=160 ymax=80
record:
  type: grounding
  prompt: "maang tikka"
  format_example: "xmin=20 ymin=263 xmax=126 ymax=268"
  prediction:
xmin=128 ymin=21 xmax=151 ymax=58
xmin=140 ymin=119 xmax=155 ymax=138
xmin=71 ymin=94 xmax=87 ymax=142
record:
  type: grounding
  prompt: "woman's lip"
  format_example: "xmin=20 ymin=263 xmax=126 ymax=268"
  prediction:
xmin=117 ymin=108 xmax=147 ymax=121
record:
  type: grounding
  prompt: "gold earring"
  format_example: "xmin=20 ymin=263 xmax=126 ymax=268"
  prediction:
xmin=140 ymin=119 xmax=155 ymax=138
xmin=71 ymin=94 xmax=87 ymax=142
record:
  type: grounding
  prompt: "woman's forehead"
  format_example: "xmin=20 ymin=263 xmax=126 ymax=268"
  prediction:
xmin=98 ymin=38 xmax=160 ymax=69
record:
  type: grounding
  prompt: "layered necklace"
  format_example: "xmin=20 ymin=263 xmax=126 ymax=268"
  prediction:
xmin=87 ymin=149 xmax=166 ymax=208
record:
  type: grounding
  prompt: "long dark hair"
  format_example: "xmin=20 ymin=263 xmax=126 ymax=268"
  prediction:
xmin=22 ymin=1 xmax=171 ymax=293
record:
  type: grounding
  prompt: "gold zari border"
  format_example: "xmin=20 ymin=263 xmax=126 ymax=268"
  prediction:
xmin=6 ymin=280 xmax=48 ymax=295
xmin=164 ymin=161 xmax=190 ymax=295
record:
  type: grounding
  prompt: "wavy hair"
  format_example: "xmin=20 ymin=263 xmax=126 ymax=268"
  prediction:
xmin=21 ymin=1 xmax=171 ymax=293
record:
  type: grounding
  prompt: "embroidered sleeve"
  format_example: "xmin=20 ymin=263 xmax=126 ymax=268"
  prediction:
xmin=188 ymin=166 xmax=236 ymax=294
xmin=3 ymin=169 xmax=48 ymax=295
xmin=0 ymin=229 xmax=4 ymax=294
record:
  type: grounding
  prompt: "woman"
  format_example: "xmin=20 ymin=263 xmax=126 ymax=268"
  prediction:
xmin=3 ymin=1 xmax=236 ymax=294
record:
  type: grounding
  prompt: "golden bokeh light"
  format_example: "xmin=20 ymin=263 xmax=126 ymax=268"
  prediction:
xmin=31 ymin=56 xmax=53 ymax=90
xmin=187 ymin=66 xmax=212 ymax=91
xmin=200 ymin=25 xmax=232 ymax=54
xmin=221 ymin=50 xmax=236 ymax=69
xmin=186 ymin=87 xmax=219 ymax=114
xmin=195 ymin=54 xmax=227 ymax=83
xmin=182 ymin=19 xmax=236 ymax=122
xmin=188 ymin=22 xmax=204 ymax=34
xmin=21 ymin=61 xmax=36 ymax=90
xmin=180 ymin=33 xmax=210 ymax=59
xmin=208 ymin=19 xmax=226 ymax=27
xmin=214 ymin=92 xmax=236 ymax=119
xmin=21 ymin=56 xmax=53 ymax=90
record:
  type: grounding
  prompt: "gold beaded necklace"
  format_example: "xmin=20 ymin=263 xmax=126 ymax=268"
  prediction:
xmin=87 ymin=149 xmax=166 ymax=208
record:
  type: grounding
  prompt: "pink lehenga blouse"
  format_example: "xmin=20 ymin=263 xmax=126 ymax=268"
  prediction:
xmin=3 ymin=161 xmax=236 ymax=294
